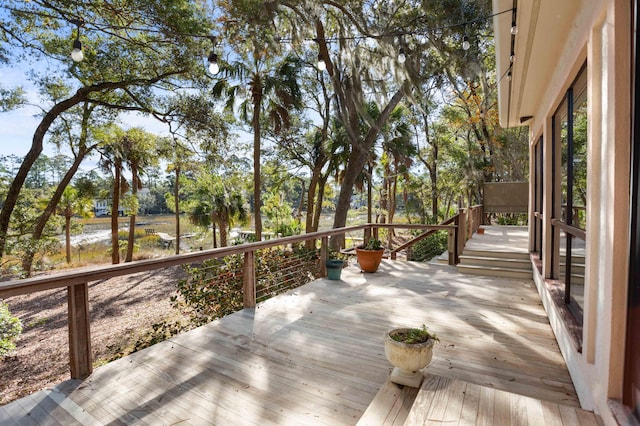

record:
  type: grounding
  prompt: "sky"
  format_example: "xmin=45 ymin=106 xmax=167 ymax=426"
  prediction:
xmin=0 ymin=67 xmax=43 ymax=157
xmin=0 ymin=61 xmax=175 ymax=160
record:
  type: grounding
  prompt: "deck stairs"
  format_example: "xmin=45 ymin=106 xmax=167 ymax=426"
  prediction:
xmin=456 ymin=248 xmax=533 ymax=280
xmin=358 ymin=373 xmax=601 ymax=426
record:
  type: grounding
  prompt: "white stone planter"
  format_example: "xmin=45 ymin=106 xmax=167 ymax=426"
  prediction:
xmin=384 ymin=328 xmax=435 ymax=388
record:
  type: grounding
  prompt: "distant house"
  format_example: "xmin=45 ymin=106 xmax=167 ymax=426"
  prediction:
xmin=93 ymin=199 xmax=124 ymax=217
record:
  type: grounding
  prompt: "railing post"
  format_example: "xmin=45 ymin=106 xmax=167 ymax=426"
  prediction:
xmin=68 ymin=283 xmax=92 ymax=379
xmin=372 ymin=226 xmax=379 ymax=241
xmin=457 ymin=208 xmax=467 ymax=264
xmin=320 ymin=237 xmax=328 ymax=277
xmin=243 ymin=251 xmax=256 ymax=308
xmin=448 ymin=225 xmax=456 ymax=266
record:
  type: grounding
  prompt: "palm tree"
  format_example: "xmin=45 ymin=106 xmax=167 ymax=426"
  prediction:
xmin=122 ymin=128 xmax=158 ymax=262
xmin=212 ymin=53 xmax=302 ymax=241
xmin=97 ymin=125 xmax=128 ymax=264
xmin=57 ymin=186 xmax=93 ymax=264
xmin=188 ymin=174 xmax=248 ymax=247
xmin=212 ymin=188 xmax=248 ymax=247
xmin=381 ymin=105 xmax=416 ymax=226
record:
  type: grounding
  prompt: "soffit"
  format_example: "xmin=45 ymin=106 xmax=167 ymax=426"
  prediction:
xmin=493 ymin=0 xmax=581 ymax=128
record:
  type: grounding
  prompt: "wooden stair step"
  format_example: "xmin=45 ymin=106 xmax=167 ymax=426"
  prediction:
xmin=458 ymin=255 xmax=533 ymax=271
xmin=357 ymin=376 xmax=420 ymax=426
xmin=457 ymin=264 xmax=533 ymax=280
xmin=461 ymin=250 xmax=530 ymax=261
xmin=404 ymin=373 xmax=601 ymax=426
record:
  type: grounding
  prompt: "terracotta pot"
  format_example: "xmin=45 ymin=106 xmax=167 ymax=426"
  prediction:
xmin=355 ymin=248 xmax=384 ymax=272
xmin=384 ymin=328 xmax=435 ymax=388
xmin=477 ymin=227 xmax=485 ymax=234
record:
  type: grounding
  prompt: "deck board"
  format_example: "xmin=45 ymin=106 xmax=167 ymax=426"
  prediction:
xmin=404 ymin=374 xmax=599 ymax=426
xmin=1 ymin=259 xmax=582 ymax=425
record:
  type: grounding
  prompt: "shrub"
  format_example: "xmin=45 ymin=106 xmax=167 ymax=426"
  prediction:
xmin=176 ymin=247 xmax=320 ymax=325
xmin=0 ymin=301 xmax=22 ymax=357
xmin=408 ymin=231 xmax=448 ymax=262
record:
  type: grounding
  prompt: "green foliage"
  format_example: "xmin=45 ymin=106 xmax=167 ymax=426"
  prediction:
xmin=176 ymin=256 xmax=245 ymax=326
xmin=408 ymin=232 xmax=448 ymax=262
xmin=361 ymin=238 xmax=383 ymax=251
xmin=0 ymin=302 xmax=22 ymax=357
xmin=0 ymin=86 xmax=26 ymax=112
xmin=390 ymin=325 xmax=438 ymax=344
xmin=176 ymin=247 xmax=320 ymax=325
xmin=263 ymin=191 xmax=300 ymax=237
xmin=496 ymin=214 xmax=528 ymax=226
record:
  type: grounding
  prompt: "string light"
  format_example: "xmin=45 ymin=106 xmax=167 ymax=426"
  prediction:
xmin=208 ymin=52 xmax=219 ymax=74
xmin=207 ymin=36 xmax=219 ymax=75
xmin=70 ymin=19 xmax=84 ymax=62
xmin=462 ymin=35 xmax=470 ymax=51
xmin=397 ymin=48 xmax=406 ymax=64
xmin=317 ymin=54 xmax=326 ymax=71
xmin=0 ymin=5 xmax=515 ymax=66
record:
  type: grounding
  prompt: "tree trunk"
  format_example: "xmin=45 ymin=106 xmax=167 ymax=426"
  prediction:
xmin=111 ymin=165 xmax=121 ymax=264
xmin=313 ymin=174 xmax=328 ymax=232
xmin=174 ymin=167 xmax=180 ymax=255
xmin=305 ymin=166 xmax=321 ymax=233
xmin=389 ymin=176 xmax=397 ymax=224
xmin=330 ymin=89 xmax=405 ymax=250
xmin=125 ymin=167 xmax=138 ymax=262
xmin=212 ymin=221 xmax=218 ymax=248
xmin=297 ymin=179 xmax=305 ymax=221
xmin=252 ymin=81 xmax=263 ymax=242
xmin=219 ymin=219 xmax=228 ymax=247
xmin=331 ymin=148 xmax=368 ymax=250
xmin=65 ymin=215 xmax=72 ymax=264
xmin=21 ymin=146 xmax=92 ymax=275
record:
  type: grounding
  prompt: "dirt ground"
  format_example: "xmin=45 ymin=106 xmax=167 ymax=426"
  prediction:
xmin=0 ymin=265 xmax=188 ymax=406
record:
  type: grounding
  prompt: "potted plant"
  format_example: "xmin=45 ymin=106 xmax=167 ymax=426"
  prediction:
xmin=355 ymin=238 xmax=384 ymax=272
xmin=325 ymin=259 xmax=345 ymax=280
xmin=384 ymin=325 xmax=438 ymax=388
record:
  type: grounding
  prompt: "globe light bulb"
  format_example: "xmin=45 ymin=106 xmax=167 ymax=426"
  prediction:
xmin=71 ymin=38 xmax=84 ymax=62
xmin=207 ymin=51 xmax=219 ymax=75
xmin=317 ymin=55 xmax=326 ymax=71
xmin=462 ymin=36 xmax=470 ymax=51
xmin=397 ymin=49 xmax=406 ymax=64
xmin=511 ymin=23 xmax=518 ymax=35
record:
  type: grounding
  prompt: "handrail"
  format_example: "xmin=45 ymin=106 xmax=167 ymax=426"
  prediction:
xmin=0 ymin=225 xmax=368 ymax=298
xmin=0 ymin=222 xmax=460 ymax=380
xmin=389 ymin=216 xmax=459 ymax=261
xmin=550 ymin=218 xmax=586 ymax=240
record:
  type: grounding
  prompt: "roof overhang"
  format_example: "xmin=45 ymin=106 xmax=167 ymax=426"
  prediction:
xmin=493 ymin=0 xmax=582 ymax=128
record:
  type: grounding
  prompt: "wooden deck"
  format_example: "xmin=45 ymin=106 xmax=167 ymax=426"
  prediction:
xmin=403 ymin=374 xmax=598 ymax=426
xmin=0 ymin=260 xmax=582 ymax=425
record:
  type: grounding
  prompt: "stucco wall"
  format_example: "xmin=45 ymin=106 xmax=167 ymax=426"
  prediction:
xmin=523 ymin=1 xmax=631 ymax=424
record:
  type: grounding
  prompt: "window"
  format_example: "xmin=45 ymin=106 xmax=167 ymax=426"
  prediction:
xmin=533 ymin=137 xmax=543 ymax=267
xmin=552 ymin=64 xmax=587 ymax=325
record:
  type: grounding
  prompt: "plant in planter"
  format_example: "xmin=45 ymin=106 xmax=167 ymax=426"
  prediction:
xmin=384 ymin=325 xmax=438 ymax=388
xmin=355 ymin=238 xmax=384 ymax=272
xmin=325 ymin=258 xmax=345 ymax=280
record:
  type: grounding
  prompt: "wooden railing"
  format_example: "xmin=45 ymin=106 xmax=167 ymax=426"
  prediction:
xmin=0 ymin=223 xmax=459 ymax=381
xmin=467 ymin=205 xmax=484 ymax=236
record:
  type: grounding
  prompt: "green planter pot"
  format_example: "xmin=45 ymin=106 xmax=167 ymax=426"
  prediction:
xmin=326 ymin=259 xmax=344 ymax=280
